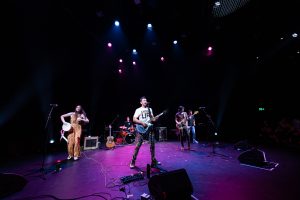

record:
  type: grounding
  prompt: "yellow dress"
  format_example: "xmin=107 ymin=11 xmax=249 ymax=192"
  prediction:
xmin=67 ymin=114 xmax=82 ymax=157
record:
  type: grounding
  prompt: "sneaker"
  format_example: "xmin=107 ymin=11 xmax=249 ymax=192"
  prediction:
xmin=67 ymin=155 xmax=72 ymax=160
xmin=129 ymin=161 xmax=135 ymax=168
xmin=74 ymin=157 xmax=78 ymax=161
xmin=151 ymin=159 xmax=161 ymax=167
xmin=193 ymin=139 xmax=199 ymax=144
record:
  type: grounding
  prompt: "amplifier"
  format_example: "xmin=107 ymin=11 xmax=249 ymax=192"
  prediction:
xmin=84 ymin=136 xmax=99 ymax=150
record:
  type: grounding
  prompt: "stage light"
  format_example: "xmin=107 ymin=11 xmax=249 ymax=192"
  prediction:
xmin=118 ymin=69 xmax=122 ymax=74
xmin=214 ymin=1 xmax=221 ymax=6
xmin=147 ymin=23 xmax=152 ymax=30
xmin=132 ymin=49 xmax=137 ymax=54
xmin=133 ymin=61 xmax=136 ymax=65
xmin=107 ymin=42 xmax=112 ymax=47
xmin=119 ymin=59 xmax=123 ymax=63
xmin=49 ymin=139 xmax=55 ymax=144
xmin=160 ymin=57 xmax=165 ymax=62
xmin=292 ymin=33 xmax=298 ymax=38
xmin=208 ymin=46 xmax=213 ymax=51
xmin=114 ymin=20 xmax=120 ymax=26
xmin=173 ymin=40 xmax=178 ymax=44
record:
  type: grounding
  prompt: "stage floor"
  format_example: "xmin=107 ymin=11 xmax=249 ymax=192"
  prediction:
xmin=1 ymin=140 xmax=300 ymax=200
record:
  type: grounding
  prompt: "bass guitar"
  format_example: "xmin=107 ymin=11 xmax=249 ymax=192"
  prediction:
xmin=136 ymin=110 xmax=167 ymax=135
xmin=106 ymin=125 xmax=115 ymax=148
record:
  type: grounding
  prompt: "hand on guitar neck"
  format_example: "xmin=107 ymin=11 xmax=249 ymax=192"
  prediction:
xmin=106 ymin=125 xmax=115 ymax=149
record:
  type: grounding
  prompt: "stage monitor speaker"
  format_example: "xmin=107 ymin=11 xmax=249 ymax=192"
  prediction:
xmin=148 ymin=168 xmax=193 ymax=200
xmin=0 ymin=173 xmax=27 ymax=198
xmin=238 ymin=148 xmax=267 ymax=167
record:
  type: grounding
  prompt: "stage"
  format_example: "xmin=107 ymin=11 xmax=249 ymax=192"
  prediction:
xmin=1 ymin=140 xmax=299 ymax=200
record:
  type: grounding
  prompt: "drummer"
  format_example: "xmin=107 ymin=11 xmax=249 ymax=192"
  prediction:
xmin=122 ymin=116 xmax=135 ymax=133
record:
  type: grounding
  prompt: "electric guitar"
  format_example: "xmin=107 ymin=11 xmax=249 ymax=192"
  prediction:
xmin=136 ymin=110 xmax=167 ymax=135
xmin=106 ymin=125 xmax=115 ymax=148
xmin=176 ymin=119 xmax=187 ymax=130
xmin=176 ymin=111 xmax=199 ymax=130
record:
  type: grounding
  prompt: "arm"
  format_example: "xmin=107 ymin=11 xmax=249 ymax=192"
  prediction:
xmin=149 ymin=108 xmax=156 ymax=122
xmin=175 ymin=114 xmax=182 ymax=126
xmin=61 ymin=112 xmax=73 ymax=123
xmin=79 ymin=114 xmax=89 ymax=123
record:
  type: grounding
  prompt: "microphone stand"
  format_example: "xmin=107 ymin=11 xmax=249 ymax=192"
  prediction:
xmin=200 ymin=108 xmax=229 ymax=159
xmin=40 ymin=105 xmax=56 ymax=179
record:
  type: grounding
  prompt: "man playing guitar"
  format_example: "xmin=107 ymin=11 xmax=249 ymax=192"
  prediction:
xmin=175 ymin=106 xmax=190 ymax=150
xmin=129 ymin=96 xmax=162 ymax=169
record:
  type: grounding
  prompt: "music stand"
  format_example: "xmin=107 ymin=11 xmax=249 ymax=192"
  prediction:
xmin=200 ymin=107 xmax=230 ymax=159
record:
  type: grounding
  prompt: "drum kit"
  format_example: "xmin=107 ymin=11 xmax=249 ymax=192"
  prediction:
xmin=117 ymin=125 xmax=136 ymax=144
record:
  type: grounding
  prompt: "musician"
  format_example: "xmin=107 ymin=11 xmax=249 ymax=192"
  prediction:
xmin=61 ymin=105 xmax=89 ymax=160
xmin=188 ymin=109 xmax=199 ymax=144
xmin=129 ymin=96 xmax=161 ymax=168
xmin=123 ymin=116 xmax=135 ymax=133
xmin=175 ymin=106 xmax=190 ymax=150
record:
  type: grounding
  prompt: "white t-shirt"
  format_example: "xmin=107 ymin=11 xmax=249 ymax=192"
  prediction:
xmin=134 ymin=107 xmax=153 ymax=123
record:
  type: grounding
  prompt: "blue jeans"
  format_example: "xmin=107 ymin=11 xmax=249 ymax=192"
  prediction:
xmin=190 ymin=126 xmax=196 ymax=141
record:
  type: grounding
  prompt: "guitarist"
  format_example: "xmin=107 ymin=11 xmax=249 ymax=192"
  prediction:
xmin=129 ymin=96 xmax=161 ymax=169
xmin=175 ymin=106 xmax=190 ymax=150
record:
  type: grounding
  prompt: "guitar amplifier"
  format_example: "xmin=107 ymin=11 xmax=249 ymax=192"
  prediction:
xmin=84 ymin=136 xmax=99 ymax=150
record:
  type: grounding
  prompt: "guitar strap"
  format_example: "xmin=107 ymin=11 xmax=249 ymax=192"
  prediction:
xmin=147 ymin=106 xmax=153 ymax=134
xmin=147 ymin=106 xmax=152 ymax=119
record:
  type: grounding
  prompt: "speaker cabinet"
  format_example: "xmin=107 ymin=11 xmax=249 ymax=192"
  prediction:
xmin=84 ymin=136 xmax=99 ymax=150
xmin=0 ymin=173 xmax=27 ymax=198
xmin=148 ymin=168 xmax=193 ymax=200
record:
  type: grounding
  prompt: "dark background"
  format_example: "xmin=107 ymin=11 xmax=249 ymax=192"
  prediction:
xmin=1 ymin=0 xmax=299 ymax=161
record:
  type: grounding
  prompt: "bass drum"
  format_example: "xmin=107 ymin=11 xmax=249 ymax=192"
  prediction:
xmin=125 ymin=134 xmax=135 ymax=144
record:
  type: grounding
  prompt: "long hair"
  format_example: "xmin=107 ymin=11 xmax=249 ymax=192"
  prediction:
xmin=75 ymin=105 xmax=86 ymax=118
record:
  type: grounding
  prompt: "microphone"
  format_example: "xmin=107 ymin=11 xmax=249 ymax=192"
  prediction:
xmin=50 ymin=104 xmax=58 ymax=107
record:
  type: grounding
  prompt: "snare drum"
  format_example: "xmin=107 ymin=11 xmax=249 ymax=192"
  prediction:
xmin=125 ymin=134 xmax=135 ymax=144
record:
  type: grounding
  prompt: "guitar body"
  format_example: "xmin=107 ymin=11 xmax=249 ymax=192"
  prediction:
xmin=176 ymin=122 xmax=189 ymax=130
xmin=106 ymin=125 xmax=115 ymax=148
xmin=106 ymin=136 xmax=115 ymax=148
xmin=136 ymin=124 xmax=153 ymax=135
xmin=135 ymin=110 xmax=167 ymax=137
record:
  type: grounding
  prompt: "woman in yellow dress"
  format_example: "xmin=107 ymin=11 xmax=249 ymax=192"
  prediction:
xmin=61 ymin=105 xmax=89 ymax=160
